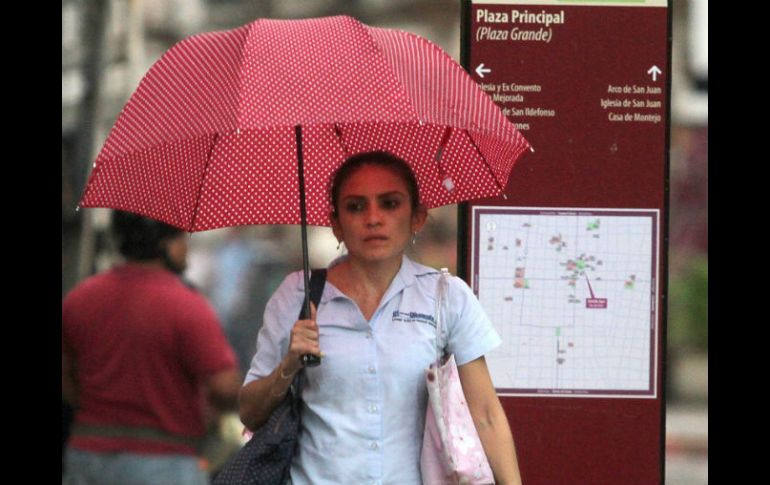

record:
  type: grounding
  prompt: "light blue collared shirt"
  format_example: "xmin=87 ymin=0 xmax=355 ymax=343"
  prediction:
xmin=245 ymin=255 xmax=502 ymax=485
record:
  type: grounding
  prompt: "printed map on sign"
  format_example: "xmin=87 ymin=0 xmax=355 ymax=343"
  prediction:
xmin=471 ymin=207 xmax=659 ymax=398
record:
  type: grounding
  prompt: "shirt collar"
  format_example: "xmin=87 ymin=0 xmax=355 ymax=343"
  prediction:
xmin=319 ymin=255 xmax=438 ymax=304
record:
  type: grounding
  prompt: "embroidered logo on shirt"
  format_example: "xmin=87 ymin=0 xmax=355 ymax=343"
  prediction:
xmin=392 ymin=310 xmax=436 ymax=327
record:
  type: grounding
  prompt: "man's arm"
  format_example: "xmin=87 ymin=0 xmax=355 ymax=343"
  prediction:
xmin=203 ymin=367 xmax=242 ymax=411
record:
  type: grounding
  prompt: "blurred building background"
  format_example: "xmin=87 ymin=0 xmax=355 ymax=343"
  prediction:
xmin=62 ymin=1 xmax=707 ymax=483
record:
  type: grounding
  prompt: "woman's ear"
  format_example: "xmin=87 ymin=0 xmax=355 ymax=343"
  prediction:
xmin=330 ymin=211 xmax=343 ymax=241
xmin=411 ymin=204 xmax=428 ymax=233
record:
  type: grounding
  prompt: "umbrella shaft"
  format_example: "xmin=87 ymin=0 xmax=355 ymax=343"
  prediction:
xmin=296 ymin=124 xmax=310 ymax=316
xmin=296 ymin=125 xmax=321 ymax=368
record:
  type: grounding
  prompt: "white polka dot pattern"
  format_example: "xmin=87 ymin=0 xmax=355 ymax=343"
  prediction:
xmin=237 ymin=17 xmax=417 ymax=128
xmin=80 ymin=16 xmax=531 ymax=231
xmin=85 ymin=135 xmax=216 ymax=229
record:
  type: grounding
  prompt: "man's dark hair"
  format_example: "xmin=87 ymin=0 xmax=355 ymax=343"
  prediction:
xmin=111 ymin=210 xmax=183 ymax=261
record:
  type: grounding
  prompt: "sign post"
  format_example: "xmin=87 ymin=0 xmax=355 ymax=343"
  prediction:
xmin=460 ymin=1 xmax=671 ymax=483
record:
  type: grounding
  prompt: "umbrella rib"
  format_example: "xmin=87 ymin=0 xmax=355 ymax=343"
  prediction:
xmin=461 ymin=129 xmax=506 ymax=197
xmin=363 ymin=27 xmax=422 ymax=121
xmin=234 ymin=23 xmax=253 ymax=132
xmin=333 ymin=124 xmax=351 ymax=157
xmin=189 ymin=133 xmax=219 ymax=231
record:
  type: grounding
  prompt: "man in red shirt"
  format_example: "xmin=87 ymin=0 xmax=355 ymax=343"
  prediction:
xmin=62 ymin=211 xmax=241 ymax=485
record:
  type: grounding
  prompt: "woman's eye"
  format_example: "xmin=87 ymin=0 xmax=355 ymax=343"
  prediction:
xmin=345 ymin=201 xmax=365 ymax=212
xmin=382 ymin=199 xmax=400 ymax=210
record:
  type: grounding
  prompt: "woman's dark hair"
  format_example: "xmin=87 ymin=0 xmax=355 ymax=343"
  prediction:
xmin=330 ymin=151 xmax=420 ymax=216
xmin=111 ymin=210 xmax=183 ymax=261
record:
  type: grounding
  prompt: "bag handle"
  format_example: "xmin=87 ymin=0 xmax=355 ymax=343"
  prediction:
xmin=434 ymin=268 xmax=451 ymax=367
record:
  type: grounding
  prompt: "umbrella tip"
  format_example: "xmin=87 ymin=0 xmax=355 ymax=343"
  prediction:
xmin=75 ymin=206 xmax=80 ymax=213
xmin=530 ymin=146 xmax=535 ymax=153
xmin=502 ymin=194 xmax=508 ymax=200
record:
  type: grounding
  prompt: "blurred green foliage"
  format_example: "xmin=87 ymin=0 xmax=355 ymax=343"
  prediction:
xmin=668 ymin=255 xmax=708 ymax=351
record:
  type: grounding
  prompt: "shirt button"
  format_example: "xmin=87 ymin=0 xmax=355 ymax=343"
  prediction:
xmin=368 ymin=365 xmax=376 ymax=374
xmin=369 ymin=404 xmax=378 ymax=413
xmin=370 ymin=442 xmax=379 ymax=450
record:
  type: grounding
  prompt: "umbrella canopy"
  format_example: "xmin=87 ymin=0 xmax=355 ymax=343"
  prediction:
xmin=79 ymin=15 xmax=530 ymax=231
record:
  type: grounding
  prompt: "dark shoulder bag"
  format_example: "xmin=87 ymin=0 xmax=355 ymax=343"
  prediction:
xmin=213 ymin=269 xmax=327 ymax=485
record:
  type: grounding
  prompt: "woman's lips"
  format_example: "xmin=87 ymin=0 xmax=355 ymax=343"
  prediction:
xmin=364 ymin=235 xmax=388 ymax=242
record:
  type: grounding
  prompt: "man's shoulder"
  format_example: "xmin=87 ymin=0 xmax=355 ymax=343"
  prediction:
xmin=62 ymin=268 xmax=115 ymax=303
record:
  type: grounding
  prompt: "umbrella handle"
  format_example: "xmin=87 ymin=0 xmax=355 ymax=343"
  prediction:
xmin=299 ymin=301 xmax=320 ymax=367
xmin=299 ymin=272 xmax=319 ymax=369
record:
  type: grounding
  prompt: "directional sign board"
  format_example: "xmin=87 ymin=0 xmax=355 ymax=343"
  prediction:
xmin=460 ymin=1 xmax=670 ymax=483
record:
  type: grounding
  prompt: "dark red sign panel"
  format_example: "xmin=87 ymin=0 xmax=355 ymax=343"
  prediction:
xmin=462 ymin=1 xmax=670 ymax=483
xmin=469 ymin=0 xmax=668 ymax=209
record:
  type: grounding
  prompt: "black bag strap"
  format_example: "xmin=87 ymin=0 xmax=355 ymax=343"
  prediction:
xmin=291 ymin=269 xmax=326 ymax=393
xmin=298 ymin=269 xmax=327 ymax=320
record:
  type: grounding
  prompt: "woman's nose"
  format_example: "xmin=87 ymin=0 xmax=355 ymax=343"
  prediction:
xmin=364 ymin=205 xmax=383 ymax=227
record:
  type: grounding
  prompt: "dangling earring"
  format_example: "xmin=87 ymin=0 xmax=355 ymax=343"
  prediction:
xmin=411 ymin=232 xmax=418 ymax=245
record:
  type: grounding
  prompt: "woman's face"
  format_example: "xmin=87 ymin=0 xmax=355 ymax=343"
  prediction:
xmin=331 ymin=164 xmax=426 ymax=265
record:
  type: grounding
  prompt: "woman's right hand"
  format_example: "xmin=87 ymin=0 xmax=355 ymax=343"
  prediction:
xmin=240 ymin=303 xmax=322 ymax=431
xmin=282 ymin=302 xmax=321 ymax=376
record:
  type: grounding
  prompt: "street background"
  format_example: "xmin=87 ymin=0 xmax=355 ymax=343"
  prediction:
xmin=62 ymin=1 xmax=707 ymax=483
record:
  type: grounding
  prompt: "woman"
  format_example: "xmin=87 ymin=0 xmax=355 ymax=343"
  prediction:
xmin=239 ymin=151 xmax=522 ymax=484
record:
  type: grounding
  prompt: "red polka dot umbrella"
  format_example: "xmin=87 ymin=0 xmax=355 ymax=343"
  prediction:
xmin=79 ymin=15 xmax=530 ymax=338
